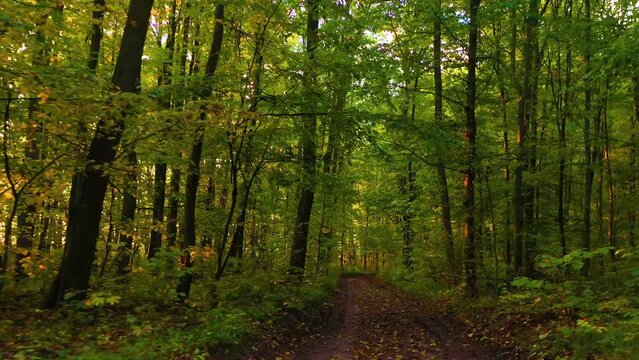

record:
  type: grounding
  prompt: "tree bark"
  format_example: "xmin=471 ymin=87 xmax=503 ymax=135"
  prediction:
xmin=513 ymin=0 xmax=539 ymax=277
xmin=166 ymin=168 xmax=180 ymax=248
xmin=46 ymin=0 xmax=154 ymax=307
xmin=582 ymin=0 xmax=594 ymax=276
xmin=88 ymin=0 xmax=106 ymax=71
xmin=288 ymin=0 xmax=319 ymax=277
xmin=148 ymin=0 xmax=177 ymax=259
xmin=630 ymin=76 xmax=639 ymax=247
xmin=434 ymin=0 xmax=455 ymax=280
xmin=556 ymin=1 xmax=572 ymax=255
xmin=176 ymin=4 xmax=225 ymax=299
xmin=117 ymin=151 xmax=137 ymax=274
xmin=464 ymin=0 xmax=480 ymax=297
xmin=603 ymin=87 xmax=615 ymax=260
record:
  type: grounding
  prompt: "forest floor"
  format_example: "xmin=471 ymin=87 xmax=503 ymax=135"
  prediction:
xmin=243 ymin=275 xmax=519 ymax=360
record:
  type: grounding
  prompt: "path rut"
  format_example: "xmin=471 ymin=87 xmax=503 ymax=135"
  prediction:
xmin=286 ymin=276 xmax=496 ymax=360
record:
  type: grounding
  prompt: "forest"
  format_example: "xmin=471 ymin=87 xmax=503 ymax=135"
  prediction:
xmin=1 ymin=0 xmax=638 ymax=358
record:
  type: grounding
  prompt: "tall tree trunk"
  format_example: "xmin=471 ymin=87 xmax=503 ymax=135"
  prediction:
xmin=400 ymin=74 xmax=418 ymax=270
xmin=402 ymin=157 xmax=416 ymax=269
xmin=46 ymin=0 xmax=154 ymax=307
xmin=117 ymin=151 xmax=137 ymax=274
xmin=317 ymin=117 xmax=339 ymax=271
xmin=525 ymin=34 xmax=541 ymax=276
xmin=88 ymin=0 xmax=106 ymax=71
xmin=630 ymin=76 xmax=639 ymax=247
xmin=434 ymin=0 xmax=455 ymax=280
xmin=288 ymin=0 xmax=319 ymax=277
xmin=602 ymin=84 xmax=615 ymax=260
xmin=166 ymin=1 xmax=195 ymax=250
xmin=464 ymin=0 xmax=480 ymax=297
xmin=582 ymin=0 xmax=594 ymax=276
xmin=513 ymin=0 xmax=539 ymax=277
xmin=556 ymin=2 xmax=572 ymax=255
xmin=149 ymin=0 xmax=178 ymax=259
xmin=176 ymin=4 xmax=225 ymax=299
xmin=201 ymin=176 xmax=215 ymax=247
xmin=37 ymin=204 xmax=51 ymax=252
xmin=166 ymin=168 xmax=180 ymax=248
xmin=149 ymin=162 xmax=167 ymax=257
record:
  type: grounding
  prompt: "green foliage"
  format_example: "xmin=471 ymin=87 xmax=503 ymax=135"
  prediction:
xmin=492 ymin=248 xmax=639 ymax=358
xmin=2 ymin=0 xmax=639 ymax=357
xmin=84 ymin=291 xmax=121 ymax=307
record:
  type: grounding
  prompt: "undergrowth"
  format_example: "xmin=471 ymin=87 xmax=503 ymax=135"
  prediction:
xmin=0 ymin=252 xmax=341 ymax=360
xmin=381 ymin=247 xmax=639 ymax=359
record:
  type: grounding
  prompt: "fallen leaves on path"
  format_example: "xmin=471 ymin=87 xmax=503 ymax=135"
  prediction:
xmin=248 ymin=276 xmax=500 ymax=360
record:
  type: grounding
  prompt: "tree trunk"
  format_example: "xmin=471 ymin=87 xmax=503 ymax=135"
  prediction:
xmin=513 ymin=0 xmax=539 ymax=277
xmin=149 ymin=0 xmax=177 ymax=259
xmin=46 ymin=0 xmax=154 ymax=307
xmin=176 ymin=4 xmax=224 ymax=299
xmin=149 ymin=162 xmax=167 ymax=258
xmin=434 ymin=0 xmax=455 ymax=280
xmin=88 ymin=0 xmax=106 ymax=71
xmin=630 ymin=76 xmax=639 ymax=247
xmin=201 ymin=176 xmax=215 ymax=247
xmin=117 ymin=151 xmax=137 ymax=274
xmin=603 ymin=85 xmax=615 ymax=260
xmin=464 ymin=0 xmax=480 ymax=297
xmin=288 ymin=0 xmax=319 ymax=277
xmin=582 ymin=0 xmax=594 ymax=276
xmin=37 ymin=204 xmax=51 ymax=252
xmin=166 ymin=168 xmax=180 ymax=248
xmin=556 ymin=10 xmax=572 ymax=255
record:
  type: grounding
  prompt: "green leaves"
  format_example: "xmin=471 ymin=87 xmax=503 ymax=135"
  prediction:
xmin=85 ymin=291 xmax=121 ymax=307
xmin=511 ymin=276 xmax=544 ymax=289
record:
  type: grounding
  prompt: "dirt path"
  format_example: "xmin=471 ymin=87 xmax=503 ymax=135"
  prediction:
xmin=284 ymin=276 xmax=496 ymax=360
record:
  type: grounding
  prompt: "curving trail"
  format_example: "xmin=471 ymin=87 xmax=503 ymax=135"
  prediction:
xmin=285 ymin=276 xmax=496 ymax=360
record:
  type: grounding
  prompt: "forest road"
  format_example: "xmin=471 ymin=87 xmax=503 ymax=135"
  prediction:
xmin=289 ymin=276 xmax=496 ymax=360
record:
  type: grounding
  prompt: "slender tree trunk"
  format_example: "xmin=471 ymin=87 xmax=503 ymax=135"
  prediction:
xmin=434 ymin=0 xmax=455 ymax=280
xmin=400 ymin=74 xmax=419 ymax=270
xmin=149 ymin=162 xmax=167 ymax=258
xmin=464 ymin=0 xmax=480 ymax=297
xmin=166 ymin=168 xmax=180 ymax=248
xmin=1 ymin=97 xmax=16 ymax=278
xmin=288 ymin=0 xmax=319 ymax=277
xmin=603 ymin=85 xmax=615 ymax=260
xmin=582 ymin=0 xmax=594 ymax=276
xmin=98 ymin=189 xmax=115 ymax=278
xmin=46 ymin=0 xmax=154 ymax=307
xmin=630 ymin=76 xmax=639 ymax=247
xmin=201 ymin=176 xmax=215 ymax=247
xmin=176 ymin=4 xmax=224 ymax=299
xmin=491 ymin=21 xmax=512 ymax=268
xmin=402 ymin=157 xmax=416 ymax=269
xmin=524 ymin=36 xmax=541 ymax=276
xmin=117 ymin=151 xmax=137 ymax=274
xmin=557 ymin=12 xmax=572 ymax=255
xmin=37 ymin=204 xmax=51 ymax=251
xmin=513 ymin=0 xmax=539 ymax=277
xmin=88 ymin=0 xmax=106 ymax=71
xmin=166 ymin=2 xmax=195 ymax=251
xmin=149 ymin=0 xmax=177 ymax=259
